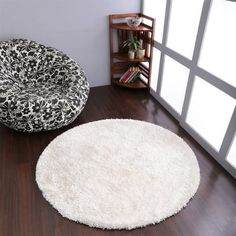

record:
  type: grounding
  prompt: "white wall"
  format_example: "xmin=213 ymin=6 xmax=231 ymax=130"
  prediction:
xmin=0 ymin=0 xmax=141 ymax=87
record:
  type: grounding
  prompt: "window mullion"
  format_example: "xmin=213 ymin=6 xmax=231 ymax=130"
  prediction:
xmin=156 ymin=0 xmax=172 ymax=96
xmin=180 ymin=0 xmax=212 ymax=122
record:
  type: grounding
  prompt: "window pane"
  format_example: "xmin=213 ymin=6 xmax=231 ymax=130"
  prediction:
xmin=160 ymin=55 xmax=189 ymax=113
xmin=186 ymin=77 xmax=235 ymax=151
xmin=166 ymin=0 xmax=204 ymax=59
xmin=143 ymin=0 xmax=166 ymax=43
xmin=226 ymin=135 xmax=236 ymax=169
xmin=198 ymin=0 xmax=236 ymax=87
xmin=150 ymin=48 xmax=161 ymax=92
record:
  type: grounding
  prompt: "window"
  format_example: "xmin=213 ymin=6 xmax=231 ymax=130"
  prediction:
xmin=198 ymin=0 xmax=236 ymax=87
xmin=150 ymin=48 xmax=161 ymax=92
xmin=166 ymin=0 xmax=204 ymax=58
xmin=143 ymin=0 xmax=236 ymax=178
xmin=143 ymin=0 xmax=166 ymax=43
xmin=186 ymin=77 xmax=235 ymax=151
xmin=160 ymin=56 xmax=189 ymax=114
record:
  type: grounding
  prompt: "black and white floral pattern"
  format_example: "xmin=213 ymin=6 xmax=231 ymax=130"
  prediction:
xmin=0 ymin=39 xmax=89 ymax=132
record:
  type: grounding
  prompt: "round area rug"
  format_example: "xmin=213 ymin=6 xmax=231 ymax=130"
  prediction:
xmin=36 ymin=119 xmax=200 ymax=230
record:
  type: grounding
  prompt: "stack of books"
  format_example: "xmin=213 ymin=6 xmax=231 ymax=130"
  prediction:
xmin=119 ymin=67 xmax=141 ymax=83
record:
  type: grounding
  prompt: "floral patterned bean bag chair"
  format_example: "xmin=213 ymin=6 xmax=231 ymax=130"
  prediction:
xmin=0 ymin=39 xmax=89 ymax=132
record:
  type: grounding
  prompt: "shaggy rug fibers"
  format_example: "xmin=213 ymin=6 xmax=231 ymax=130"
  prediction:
xmin=36 ymin=119 xmax=200 ymax=230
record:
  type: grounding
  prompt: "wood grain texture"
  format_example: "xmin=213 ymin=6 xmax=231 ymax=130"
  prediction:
xmin=0 ymin=85 xmax=235 ymax=236
xmin=109 ymin=13 xmax=155 ymax=89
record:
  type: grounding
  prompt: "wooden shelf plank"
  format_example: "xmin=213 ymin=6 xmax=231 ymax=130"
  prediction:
xmin=111 ymin=23 xmax=152 ymax=31
xmin=112 ymin=53 xmax=150 ymax=62
xmin=112 ymin=77 xmax=148 ymax=89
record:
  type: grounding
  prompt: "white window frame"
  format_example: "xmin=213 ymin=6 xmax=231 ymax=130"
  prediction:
xmin=142 ymin=0 xmax=236 ymax=179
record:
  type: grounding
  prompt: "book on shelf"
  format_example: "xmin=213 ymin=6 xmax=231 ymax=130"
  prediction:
xmin=119 ymin=69 xmax=133 ymax=83
xmin=119 ymin=67 xmax=141 ymax=83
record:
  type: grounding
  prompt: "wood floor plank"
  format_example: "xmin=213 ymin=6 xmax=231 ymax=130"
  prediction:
xmin=0 ymin=85 xmax=235 ymax=236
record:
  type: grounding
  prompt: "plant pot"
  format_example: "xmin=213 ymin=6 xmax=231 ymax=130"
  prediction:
xmin=128 ymin=50 xmax=135 ymax=60
xmin=136 ymin=49 xmax=145 ymax=59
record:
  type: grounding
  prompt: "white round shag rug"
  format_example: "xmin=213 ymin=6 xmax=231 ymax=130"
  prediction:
xmin=36 ymin=119 xmax=200 ymax=230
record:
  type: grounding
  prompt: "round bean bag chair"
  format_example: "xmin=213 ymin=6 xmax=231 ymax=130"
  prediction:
xmin=0 ymin=39 xmax=89 ymax=132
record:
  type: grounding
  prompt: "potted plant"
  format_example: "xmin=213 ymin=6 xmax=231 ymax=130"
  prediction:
xmin=123 ymin=32 xmax=140 ymax=60
xmin=136 ymin=39 xmax=145 ymax=59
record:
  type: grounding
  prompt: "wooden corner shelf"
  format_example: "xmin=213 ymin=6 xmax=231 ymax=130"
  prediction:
xmin=109 ymin=13 xmax=155 ymax=89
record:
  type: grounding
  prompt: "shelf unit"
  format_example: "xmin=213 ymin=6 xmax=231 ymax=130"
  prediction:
xmin=109 ymin=13 xmax=155 ymax=89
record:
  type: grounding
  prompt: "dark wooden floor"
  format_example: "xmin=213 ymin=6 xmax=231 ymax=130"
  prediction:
xmin=0 ymin=85 xmax=235 ymax=236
